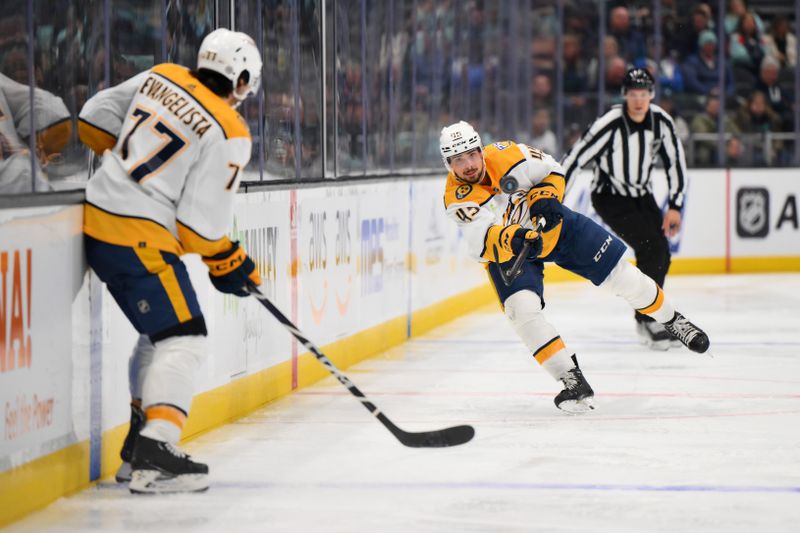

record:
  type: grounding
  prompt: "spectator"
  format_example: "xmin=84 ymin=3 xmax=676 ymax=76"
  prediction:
xmin=725 ymin=136 xmax=748 ymax=166
xmin=683 ymin=30 xmax=734 ymax=95
xmin=730 ymin=11 xmax=767 ymax=74
xmin=526 ymin=109 xmax=558 ymax=156
xmin=734 ymin=90 xmax=782 ymax=165
xmin=532 ymin=34 xmax=557 ymax=72
xmin=588 ymin=35 xmax=620 ymax=90
xmin=658 ymin=89 xmax=690 ymax=143
xmin=689 ymin=95 xmax=740 ymax=166
xmin=635 ymin=54 xmax=684 ymax=94
xmin=562 ymin=34 xmax=589 ymax=95
xmin=672 ymin=3 xmax=712 ymax=61
xmin=532 ymin=73 xmax=553 ymax=112
xmin=734 ymin=90 xmax=781 ymax=134
xmin=764 ymin=16 xmax=796 ymax=68
xmin=605 ymin=56 xmax=628 ymax=94
xmin=608 ymin=5 xmax=646 ymax=64
xmin=756 ymin=55 xmax=792 ymax=130
xmin=724 ymin=0 xmax=764 ymax=36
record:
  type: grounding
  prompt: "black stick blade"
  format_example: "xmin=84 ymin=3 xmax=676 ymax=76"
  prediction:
xmin=392 ymin=424 xmax=476 ymax=448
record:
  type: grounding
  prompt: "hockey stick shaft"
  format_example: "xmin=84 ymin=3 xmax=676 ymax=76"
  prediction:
xmin=247 ymin=284 xmax=474 ymax=447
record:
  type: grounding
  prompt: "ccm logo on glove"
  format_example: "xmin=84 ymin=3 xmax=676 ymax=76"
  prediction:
xmin=202 ymin=241 xmax=261 ymax=297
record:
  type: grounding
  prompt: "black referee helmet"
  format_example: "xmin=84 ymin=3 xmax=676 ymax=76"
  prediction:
xmin=622 ymin=68 xmax=655 ymax=94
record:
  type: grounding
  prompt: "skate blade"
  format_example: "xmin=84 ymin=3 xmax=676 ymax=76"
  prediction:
xmin=129 ymin=469 xmax=209 ymax=494
xmin=115 ymin=462 xmax=132 ymax=483
xmin=557 ymin=397 xmax=596 ymax=414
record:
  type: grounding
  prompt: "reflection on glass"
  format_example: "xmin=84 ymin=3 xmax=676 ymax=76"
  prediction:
xmin=0 ymin=72 xmax=71 ymax=194
xmin=167 ymin=0 xmax=214 ymax=67
xmin=30 ymin=1 xmax=107 ymax=191
xmin=262 ymin=0 xmax=296 ymax=179
xmin=110 ymin=0 xmax=160 ymax=83
xmin=0 ymin=2 xmax=73 ymax=194
xmin=298 ymin=0 xmax=322 ymax=178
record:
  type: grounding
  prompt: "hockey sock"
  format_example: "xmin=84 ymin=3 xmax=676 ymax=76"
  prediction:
xmin=129 ymin=335 xmax=156 ymax=399
xmin=140 ymin=405 xmax=186 ymax=444
xmin=504 ymin=290 xmax=575 ymax=381
xmin=140 ymin=334 xmax=206 ymax=444
xmin=600 ymin=260 xmax=675 ymax=323
xmin=533 ymin=337 xmax=575 ymax=381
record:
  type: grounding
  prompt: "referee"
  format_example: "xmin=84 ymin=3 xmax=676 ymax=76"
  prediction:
xmin=561 ymin=68 xmax=688 ymax=351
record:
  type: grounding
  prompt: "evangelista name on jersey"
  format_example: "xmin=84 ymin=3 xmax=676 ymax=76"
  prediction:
xmin=138 ymin=75 xmax=213 ymax=138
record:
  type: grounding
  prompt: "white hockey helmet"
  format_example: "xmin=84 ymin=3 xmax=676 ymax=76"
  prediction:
xmin=198 ymin=28 xmax=262 ymax=101
xmin=440 ymin=121 xmax=482 ymax=170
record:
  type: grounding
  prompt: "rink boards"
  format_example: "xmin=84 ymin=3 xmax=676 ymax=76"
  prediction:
xmin=1 ymin=169 xmax=799 ymax=525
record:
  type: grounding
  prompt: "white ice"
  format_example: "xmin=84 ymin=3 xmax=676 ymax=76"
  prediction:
xmin=8 ymin=273 xmax=800 ymax=533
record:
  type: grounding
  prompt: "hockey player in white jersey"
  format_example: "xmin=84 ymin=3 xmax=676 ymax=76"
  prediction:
xmin=440 ymin=121 xmax=710 ymax=412
xmin=0 ymin=73 xmax=71 ymax=193
xmin=78 ymin=29 xmax=262 ymax=493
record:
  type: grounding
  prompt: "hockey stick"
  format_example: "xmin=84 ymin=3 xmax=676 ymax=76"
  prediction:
xmin=497 ymin=217 xmax=546 ymax=287
xmin=247 ymin=284 xmax=475 ymax=448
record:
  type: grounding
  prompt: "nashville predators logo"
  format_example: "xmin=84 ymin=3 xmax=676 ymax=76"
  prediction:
xmin=455 ymin=184 xmax=472 ymax=200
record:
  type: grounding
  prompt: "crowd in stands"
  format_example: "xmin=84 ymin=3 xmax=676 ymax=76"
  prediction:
xmin=0 ymin=0 xmax=798 ymax=193
xmin=536 ymin=0 xmax=797 ymax=165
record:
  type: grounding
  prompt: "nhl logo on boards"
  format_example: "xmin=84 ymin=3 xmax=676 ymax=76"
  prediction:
xmin=455 ymin=184 xmax=472 ymax=200
xmin=736 ymin=187 xmax=769 ymax=238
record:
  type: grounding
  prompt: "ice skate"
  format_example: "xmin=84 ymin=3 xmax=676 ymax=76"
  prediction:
xmin=664 ymin=312 xmax=710 ymax=354
xmin=128 ymin=436 xmax=209 ymax=494
xmin=636 ymin=319 xmax=672 ymax=351
xmin=115 ymin=403 xmax=145 ymax=483
xmin=554 ymin=356 xmax=595 ymax=413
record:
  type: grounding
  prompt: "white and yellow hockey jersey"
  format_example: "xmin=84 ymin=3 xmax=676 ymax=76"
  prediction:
xmin=0 ymin=73 xmax=71 ymax=194
xmin=78 ymin=63 xmax=251 ymax=258
xmin=443 ymin=141 xmax=566 ymax=263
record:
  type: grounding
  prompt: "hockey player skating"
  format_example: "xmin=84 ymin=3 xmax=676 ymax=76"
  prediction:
xmin=78 ymin=29 xmax=262 ymax=493
xmin=440 ymin=121 xmax=709 ymax=412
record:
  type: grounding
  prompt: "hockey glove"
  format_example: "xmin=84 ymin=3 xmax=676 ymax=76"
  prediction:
xmin=203 ymin=241 xmax=262 ymax=297
xmin=510 ymin=227 xmax=543 ymax=260
xmin=483 ymin=224 xmax=542 ymax=263
xmin=526 ymin=184 xmax=563 ymax=231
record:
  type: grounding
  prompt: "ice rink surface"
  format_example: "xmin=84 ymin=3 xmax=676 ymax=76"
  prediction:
xmin=8 ymin=273 xmax=800 ymax=532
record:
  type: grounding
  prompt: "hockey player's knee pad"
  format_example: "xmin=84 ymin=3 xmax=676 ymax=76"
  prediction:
xmin=600 ymin=260 xmax=655 ymax=302
xmin=504 ymin=290 xmax=562 ymax=356
xmin=504 ymin=290 xmax=544 ymax=323
xmin=504 ymin=290 xmax=548 ymax=335
xmin=143 ymin=335 xmax=208 ymax=413
xmin=153 ymin=334 xmax=208 ymax=370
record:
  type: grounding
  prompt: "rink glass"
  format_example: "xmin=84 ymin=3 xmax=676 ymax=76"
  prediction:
xmin=2 ymin=0 xmax=799 ymax=193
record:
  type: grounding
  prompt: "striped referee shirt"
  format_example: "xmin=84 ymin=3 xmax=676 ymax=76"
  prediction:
xmin=561 ymin=103 xmax=688 ymax=209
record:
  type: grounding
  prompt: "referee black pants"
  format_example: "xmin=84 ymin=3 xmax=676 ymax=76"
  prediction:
xmin=591 ymin=192 xmax=671 ymax=323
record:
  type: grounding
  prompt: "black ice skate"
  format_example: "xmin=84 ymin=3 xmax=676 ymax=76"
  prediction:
xmin=664 ymin=312 xmax=710 ymax=354
xmin=115 ymin=403 xmax=145 ymax=483
xmin=554 ymin=355 xmax=595 ymax=413
xmin=636 ymin=319 xmax=672 ymax=351
xmin=128 ymin=435 xmax=209 ymax=494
